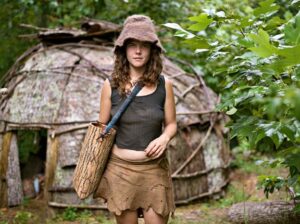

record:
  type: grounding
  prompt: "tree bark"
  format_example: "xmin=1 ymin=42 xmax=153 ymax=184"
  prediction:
xmin=7 ymin=134 xmax=23 ymax=206
xmin=228 ymin=201 xmax=300 ymax=224
xmin=72 ymin=122 xmax=116 ymax=199
xmin=0 ymin=132 xmax=12 ymax=208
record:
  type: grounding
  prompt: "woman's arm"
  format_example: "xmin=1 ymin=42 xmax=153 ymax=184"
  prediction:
xmin=98 ymin=78 xmax=112 ymax=124
xmin=145 ymin=77 xmax=177 ymax=158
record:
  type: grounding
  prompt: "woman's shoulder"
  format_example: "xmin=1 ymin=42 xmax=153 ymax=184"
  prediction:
xmin=103 ymin=78 xmax=111 ymax=88
xmin=159 ymin=75 xmax=173 ymax=87
xmin=101 ymin=78 xmax=112 ymax=96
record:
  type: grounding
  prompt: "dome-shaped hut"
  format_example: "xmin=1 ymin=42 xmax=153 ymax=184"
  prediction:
xmin=0 ymin=19 xmax=231 ymax=209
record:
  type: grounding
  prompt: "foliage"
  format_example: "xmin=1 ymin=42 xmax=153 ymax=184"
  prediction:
xmin=0 ymin=0 xmax=195 ymax=83
xmin=17 ymin=130 xmax=39 ymax=164
xmin=165 ymin=0 xmax=300 ymax=203
xmin=0 ymin=222 xmax=8 ymax=224
xmin=218 ymin=185 xmax=249 ymax=208
xmin=13 ymin=211 xmax=36 ymax=224
xmin=257 ymin=175 xmax=286 ymax=198
xmin=16 ymin=130 xmax=47 ymax=164
xmin=60 ymin=207 xmax=78 ymax=221
xmin=53 ymin=207 xmax=109 ymax=222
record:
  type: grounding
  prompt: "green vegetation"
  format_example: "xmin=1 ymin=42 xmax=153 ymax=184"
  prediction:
xmin=0 ymin=0 xmax=196 ymax=83
xmin=47 ymin=207 xmax=114 ymax=224
xmin=13 ymin=211 xmax=37 ymax=224
xmin=165 ymin=0 xmax=300 ymax=211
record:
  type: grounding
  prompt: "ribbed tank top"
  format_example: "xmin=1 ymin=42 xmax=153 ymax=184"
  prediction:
xmin=110 ymin=75 xmax=166 ymax=151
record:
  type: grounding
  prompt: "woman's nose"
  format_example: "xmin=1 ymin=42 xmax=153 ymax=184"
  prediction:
xmin=135 ymin=45 xmax=142 ymax=53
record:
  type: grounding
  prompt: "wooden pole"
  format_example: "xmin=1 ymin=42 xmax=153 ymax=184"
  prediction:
xmin=0 ymin=132 xmax=12 ymax=208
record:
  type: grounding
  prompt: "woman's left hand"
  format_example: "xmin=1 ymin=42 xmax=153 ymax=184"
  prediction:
xmin=144 ymin=134 xmax=170 ymax=158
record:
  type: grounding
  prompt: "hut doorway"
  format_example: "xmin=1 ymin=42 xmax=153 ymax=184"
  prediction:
xmin=17 ymin=129 xmax=47 ymax=200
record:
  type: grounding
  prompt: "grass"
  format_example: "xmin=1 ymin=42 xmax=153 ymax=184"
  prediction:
xmin=45 ymin=207 xmax=115 ymax=224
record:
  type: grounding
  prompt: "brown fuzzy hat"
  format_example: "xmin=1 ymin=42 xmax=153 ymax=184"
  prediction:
xmin=114 ymin=15 xmax=165 ymax=53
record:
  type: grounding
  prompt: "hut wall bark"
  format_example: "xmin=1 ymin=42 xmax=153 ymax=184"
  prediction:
xmin=50 ymin=192 xmax=105 ymax=206
xmin=168 ymin=129 xmax=210 ymax=202
xmin=4 ymin=72 xmax=68 ymax=123
xmin=55 ymin=66 xmax=103 ymax=123
xmin=0 ymin=134 xmax=4 ymax=206
xmin=168 ymin=126 xmax=230 ymax=204
xmin=56 ymin=128 xmax=86 ymax=167
xmin=203 ymin=131 xmax=229 ymax=190
xmin=7 ymin=133 xmax=23 ymax=206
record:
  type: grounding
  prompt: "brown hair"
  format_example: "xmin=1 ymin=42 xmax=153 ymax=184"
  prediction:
xmin=111 ymin=41 xmax=163 ymax=96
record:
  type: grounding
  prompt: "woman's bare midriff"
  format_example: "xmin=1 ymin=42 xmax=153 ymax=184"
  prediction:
xmin=111 ymin=144 xmax=155 ymax=162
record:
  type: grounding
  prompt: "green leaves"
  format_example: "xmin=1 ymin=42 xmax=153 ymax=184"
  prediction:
xmin=284 ymin=14 xmax=300 ymax=45
xmin=163 ymin=23 xmax=195 ymax=39
xmin=163 ymin=15 xmax=213 ymax=52
xmin=248 ymin=29 xmax=278 ymax=57
xmin=258 ymin=175 xmax=286 ymax=198
xmin=230 ymin=117 xmax=292 ymax=150
xmin=188 ymin=13 xmax=213 ymax=31
xmin=253 ymin=0 xmax=279 ymax=17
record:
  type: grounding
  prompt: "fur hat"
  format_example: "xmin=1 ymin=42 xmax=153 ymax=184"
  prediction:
xmin=114 ymin=15 xmax=165 ymax=53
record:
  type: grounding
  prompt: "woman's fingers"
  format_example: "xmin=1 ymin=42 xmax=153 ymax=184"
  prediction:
xmin=145 ymin=141 xmax=155 ymax=155
xmin=145 ymin=137 xmax=168 ymax=157
xmin=151 ymin=146 xmax=162 ymax=158
xmin=146 ymin=143 xmax=160 ymax=157
xmin=155 ymin=146 xmax=165 ymax=158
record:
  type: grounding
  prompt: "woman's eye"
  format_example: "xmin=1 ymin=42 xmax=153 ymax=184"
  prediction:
xmin=127 ymin=42 xmax=136 ymax=47
xmin=142 ymin=43 xmax=151 ymax=48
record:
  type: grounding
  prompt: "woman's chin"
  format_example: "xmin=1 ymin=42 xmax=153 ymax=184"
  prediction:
xmin=130 ymin=63 xmax=146 ymax=69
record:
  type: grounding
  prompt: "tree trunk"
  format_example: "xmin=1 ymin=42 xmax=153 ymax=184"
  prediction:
xmin=228 ymin=201 xmax=300 ymax=224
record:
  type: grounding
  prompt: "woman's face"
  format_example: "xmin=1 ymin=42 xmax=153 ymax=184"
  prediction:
xmin=125 ymin=39 xmax=151 ymax=70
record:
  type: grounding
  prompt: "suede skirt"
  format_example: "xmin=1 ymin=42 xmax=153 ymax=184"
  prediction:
xmin=93 ymin=153 xmax=175 ymax=217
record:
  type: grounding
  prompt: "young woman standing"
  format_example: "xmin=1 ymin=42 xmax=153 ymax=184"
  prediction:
xmin=94 ymin=15 xmax=177 ymax=224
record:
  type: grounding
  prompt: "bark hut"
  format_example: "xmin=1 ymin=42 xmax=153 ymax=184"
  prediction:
xmin=228 ymin=201 xmax=300 ymax=224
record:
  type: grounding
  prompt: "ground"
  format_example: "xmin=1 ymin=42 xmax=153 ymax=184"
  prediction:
xmin=0 ymin=153 xmax=288 ymax=224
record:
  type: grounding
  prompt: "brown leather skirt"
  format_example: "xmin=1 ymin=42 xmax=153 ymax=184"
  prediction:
xmin=93 ymin=153 xmax=175 ymax=217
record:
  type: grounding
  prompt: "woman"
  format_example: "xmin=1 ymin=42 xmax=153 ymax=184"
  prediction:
xmin=94 ymin=15 xmax=177 ymax=224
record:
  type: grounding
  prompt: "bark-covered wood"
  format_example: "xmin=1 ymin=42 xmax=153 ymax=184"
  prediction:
xmin=0 ymin=132 xmax=12 ymax=208
xmin=49 ymin=191 xmax=105 ymax=207
xmin=7 ymin=134 xmax=23 ymax=206
xmin=81 ymin=19 xmax=121 ymax=33
xmin=44 ymin=136 xmax=59 ymax=202
xmin=168 ymin=124 xmax=230 ymax=204
xmin=228 ymin=201 xmax=300 ymax=224
xmin=49 ymin=201 xmax=107 ymax=209
xmin=73 ymin=122 xmax=116 ymax=199
xmin=57 ymin=128 xmax=86 ymax=167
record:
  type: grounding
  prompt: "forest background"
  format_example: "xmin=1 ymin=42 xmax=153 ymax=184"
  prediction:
xmin=0 ymin=0 xmax=300 ymax=222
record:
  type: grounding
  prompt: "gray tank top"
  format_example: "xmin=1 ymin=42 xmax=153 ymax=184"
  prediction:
xmin=110 ymin=75 xmax=166 ymax=151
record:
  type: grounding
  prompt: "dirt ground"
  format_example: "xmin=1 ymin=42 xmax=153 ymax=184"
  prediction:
xmin=0 ymin=168 xmax=287 ymax=224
